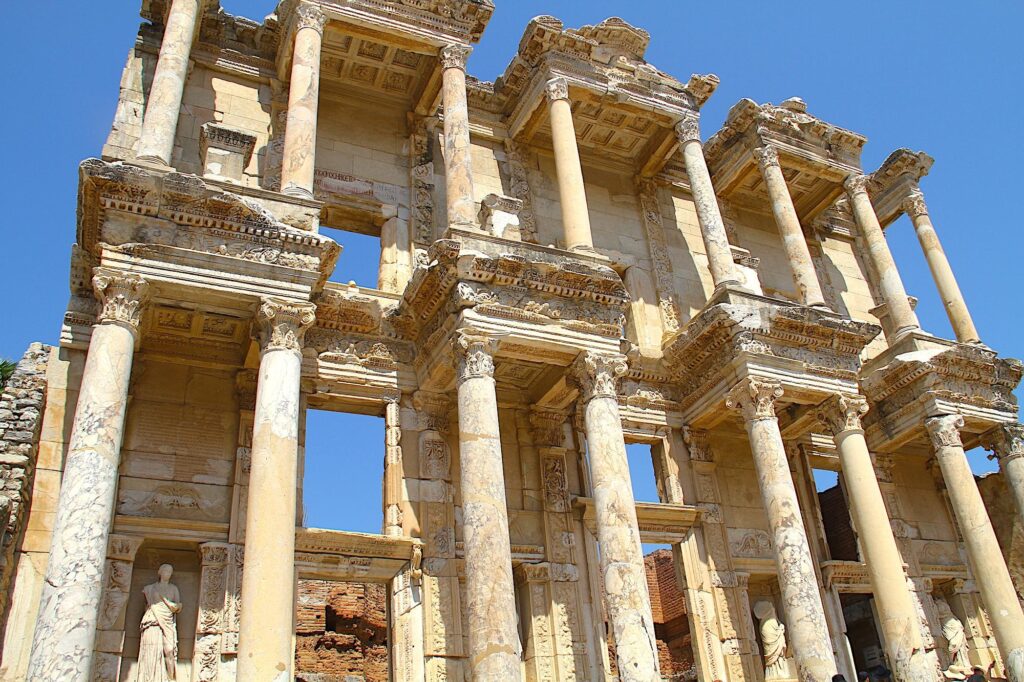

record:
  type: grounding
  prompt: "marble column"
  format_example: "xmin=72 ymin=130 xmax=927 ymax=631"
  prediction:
xmin=440 ymin=44 xmax=477 ymax=229
xmin=573 ymin=352 xmax=660 ymax=681
xmin=27 ymin=270 xmax=149 ymax=681
xmin=236 ymin=297 xmax=316 ymax=682
xmin=845 ymin=174 xmax=920 ymax=342
xmin=753 ymin=145 xmax=826 ymax=307
xmin=675 ymin=115 xmax=740 ymax=290
xmin=926 ymin=415 xmax=1024 ymax=681
xmin=903 ymin=191 xmax=981 ymax=343
xmin=818 ymin=395 xmax=933 ymax=682
xmin=982 ymin=423 xmax=1024 ymax=528
xmin=726 ymin=377 xmax=837 ymax=680
xmin=452 ymin=330 xmax=521 ymax=678
xmin=279 ymin=3 xmax=326 ymax=199
xmin=137 ymin=0 xmax=203 ymax=164
xmin=546 ymin=77 xmax=595 ymax=252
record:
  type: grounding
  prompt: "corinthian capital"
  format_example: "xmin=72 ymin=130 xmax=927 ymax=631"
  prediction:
xmin=294 ymin=2 xmax=327 ymax=34
xmin=843 ymin=173 xmax=871 ymax=196
xmin=439 ymin=44 xmax=471 ymax=71
xmin=93 ymin=269 xmax=150 ymax=330
xmin=571 ymin=352 xmax=627 ymax=403
xmin=902 ymin=191 xmax=929 ymax=219
xmin=453 ymin=329 xmax=497 ymax=384
xmin=925 ymin=414 xmax=965 ymax=450
xmin=545 ymin=77 xmax=570 ymax=103
xmin=726 ymin=377 xmax=783 ymax=422
xmin=752 ymin=145 xmax=780 ymax=170
xmin=981 ymin=423 xmax=1024 ymax=464
xmin=674 ymin=115 xmax=701 ymax=144
xmin=817 ymin=394 xmax=870 ymax=436
xmin=255 ymin=297 xmax=316 ymax=353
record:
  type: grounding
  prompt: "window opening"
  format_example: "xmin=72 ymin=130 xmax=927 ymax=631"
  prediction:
xmin=815 ymin=468 xmax=859 ymax=561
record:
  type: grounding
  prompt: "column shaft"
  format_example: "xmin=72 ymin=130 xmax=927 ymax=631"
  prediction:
xmin=546 ymin=77 xmax=594 ymax=251
xmin=575 ymin=353 xmax=659 ymax=681
xmin=453 ymin=331 xmax=521 ymax=678
xmin=676 ymin=117 xmax=739 ymax=289
xmin=904 ymin=193 xmax=980 ymax=343
xmin=819 ymin=396 xmax=933 ymax=682
xmin=846 ymin=176 xmax=920 ymax=341
xmin=137 ymin=0 xmax=203 ymax=164
xmin=440 ymin=45 xmax=477 ymax=228
xmin=236 ymin=299 xmax=315 ymax=681
xmin=727 ymin=378 xmax=837 ymax=680
xmin=27 ymin=272 xmax=149 ymax=681
xmin=754 ymin=146 xmax=826 ymax=306
xmin=927 ymin=415 xmax=1024 ymax=681
xmin=280 ymin=4 xmax=326 ymax=199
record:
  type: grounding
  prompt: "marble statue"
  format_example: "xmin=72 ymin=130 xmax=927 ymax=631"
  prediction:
xmin=936 ymin=598 xmax=970 ymax=670
xmin=136 ymin=564 xmax=181 ymax=682
xmin=754 ymin=600 xmax=789 ymax=679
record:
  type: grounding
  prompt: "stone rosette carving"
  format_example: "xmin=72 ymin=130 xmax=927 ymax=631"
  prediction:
xmin=980 ymin=423 xmax=1024 ymax=464
xmin=817 ymin=394 xmax=869 ymax=436
xmin=255 ymin=297 xmax=316 ymax=353
xmin=925 ymin=414 xmax=965 ymax=450
xmin=545 ymin=76 xmax=570 ymax=102
xmin=93 ymin=269 xmax=150 ymax=329
xmin=439 ymin=43 xmax=471 ymax=70
xmin=726 ymin=377 xmax=783 ymax=421
xmin=452 ymin=329 xmax=497 ymax=384
xmin=571 ymin=352 xmax=627 ymax=403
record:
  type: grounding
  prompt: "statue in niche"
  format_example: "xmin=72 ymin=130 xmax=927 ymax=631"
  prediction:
xmin=935 ymin=597 xmax=970 ymax=670
xmin=754 ymin=600 xmax=789 ymax=679
xmin=135 ymin=563 xmax=181 ymax=681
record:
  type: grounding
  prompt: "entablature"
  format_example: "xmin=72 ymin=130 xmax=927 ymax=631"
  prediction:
xmin=868 ymin=148 xmax=933 ymax=227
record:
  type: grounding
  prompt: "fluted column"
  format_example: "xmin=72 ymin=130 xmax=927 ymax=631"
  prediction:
xmin=926 ymin=415 xmax=1024 ymax=681
xmin=137 ymin=0 xmax=203 ymax=164
xmin=726 ymin=377 xmax=837 ymax=680
xmin=546 ymin=77 xmax=595 ymax=252
xmin=236 ymin=297 xmax=316 ymax=681
xmin=753 ymin=145 xmax=826 ymax=307
xmin=903 ymin=191 xmax=980 ymax=343
xmin=846 ymin=174 xmax=920 ymax=342
xmin=280 ymin=3 xmax=326 ymax=199
xmin=982 ymin=423 xmax=1024 ymax=528
xmin=452 ymin=330 xmax=521 ymax=678
xmin=573 ymin=352 xmax=659 ymax=681
xmin=27 ymin=270 xmax=150 ymax=681
xmin=817 ymin=395 xmax=933 ymax=682
xmin=676 ymin=115 xmax=740 ymax=290
xmin=440 ymin=44 xmax=477 ymax=228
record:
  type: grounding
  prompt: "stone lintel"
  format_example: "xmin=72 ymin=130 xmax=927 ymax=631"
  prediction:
xmin=573 ymin=497 xmax=701 ymax=544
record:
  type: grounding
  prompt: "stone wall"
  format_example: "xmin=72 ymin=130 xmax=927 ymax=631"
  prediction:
xmin=977 ymin=472 xmax=1024 ymax=596
xmin=0 ymin=343 xmax=49 ymax=629
xmin=296 ymin=579 xmax=389 ymax=682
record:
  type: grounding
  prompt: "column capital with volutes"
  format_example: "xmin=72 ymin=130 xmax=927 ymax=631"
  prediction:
xmin=843 ymin=173 xmax=871 ymax=197
xmin=981 ymin=423 xmax=1024 ymax=464
xmin=816 ymin=394 xmax=870 ymax=437
xmin=293 ymin=2 xmax=328 ymax=35
xmin=93 ymin=268 xmax=150 ymax=331
xmin=902 ymin=190 xmax=929 ymax=219
xmin=439 ymin=43 xmax=472 ymax=71
xmin=254 ymin=297 xmax=316 ymax=353
xmin=544 ymin=76 xmax=570 ymax=103
xmin=925 ymin=414 xmax=965 ymax=450
xmin=752 ymin=144 xmax=780 ymax=170
xmin=571 ymin=351 xmax=627 ymax=403
xmin=452 ymin=329 xmax=498 ymax=384
xmin=726 ymin=377 xmax=783 ymax=422
xmin=674 ymin=114 xmax=701 ymax=144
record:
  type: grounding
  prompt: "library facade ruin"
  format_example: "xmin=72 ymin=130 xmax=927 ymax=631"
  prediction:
xmin=1 ymin=0 xmax=1023 ymax=680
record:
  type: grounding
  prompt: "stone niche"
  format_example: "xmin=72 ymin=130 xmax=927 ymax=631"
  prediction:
xmin=120 ymin=543 xmax=201 ymax=681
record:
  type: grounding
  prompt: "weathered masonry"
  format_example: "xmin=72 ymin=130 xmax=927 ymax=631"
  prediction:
xmin=2 ymin=0 xmax=1023 ymax=680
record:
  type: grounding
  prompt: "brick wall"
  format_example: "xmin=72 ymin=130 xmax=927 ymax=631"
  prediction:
xmin=819 ymin=485 xmax=859 ymax=561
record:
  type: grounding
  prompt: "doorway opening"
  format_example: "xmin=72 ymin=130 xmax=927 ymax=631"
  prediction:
xmin=815 ymin=468 xmax=860 ymax=561
xmin=841 ymin=593 xmax=886 ymax=673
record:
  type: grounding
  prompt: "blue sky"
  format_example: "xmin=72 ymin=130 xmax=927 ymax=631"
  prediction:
xmin=2 ymin=2 xmax=1021 ymax=533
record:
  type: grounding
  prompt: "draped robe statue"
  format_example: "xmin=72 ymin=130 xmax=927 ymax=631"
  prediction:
xmin=754 ymin=600 xmax=789 ymax=679
xmin=135 ymin=563 xmax=182 ymax=682
xmin=936 ymin=598 xmax=969 ymax=670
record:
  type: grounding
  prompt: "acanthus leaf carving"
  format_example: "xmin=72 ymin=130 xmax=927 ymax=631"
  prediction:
xmin=725 ymin=377 xmax=783 ymax=421
xmin=925 ymin=414 xmax=965 ymax=450
xmin=571 ymin=351 xmax=627 ymax=403
xmin=817 ymin=394 xmax=870 ymax=436
xmin=93 ymin=269 xmax=150 ymax=329
xmin=255 ymin=297 xmax=316 ymax=353
xmin=452 ymin=329 xmax=497 ymax=383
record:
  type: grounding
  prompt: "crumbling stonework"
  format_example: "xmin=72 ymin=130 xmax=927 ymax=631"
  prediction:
xmin=296 ymin=580 xmax=389 ymax=682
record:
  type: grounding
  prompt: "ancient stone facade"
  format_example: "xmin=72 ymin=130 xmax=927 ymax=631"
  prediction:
xmin=2 ymin=1 xmax=1023 ymax=681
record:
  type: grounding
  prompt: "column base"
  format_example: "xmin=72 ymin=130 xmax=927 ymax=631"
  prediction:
xmin=282 ymin=184 xmax=314 ymax=200
xmin=133 ymin=153 xmax=173 ymax=170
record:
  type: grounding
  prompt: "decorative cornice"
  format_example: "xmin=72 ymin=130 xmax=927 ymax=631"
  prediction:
xmin=452 ymin=329 xmax=497 ymax=384
xmin=294 ymin=3 xmax=327 ymax=34
xmin=93 ymin=269 xmax=150 ymax=330
xmin=572 ymin=352 xmax=627 ymax=403
xmin=843 ymin=173 xmax=870 ymax=197
xmin=439 ymin=43 xmax=471 ymax=71
xmin=674 ymin=115 xmax=700 ymax=144
xmin=255 ymin=297 xmax=316 ymax=353
xmin=925 ymin=414 xmax=965 ymax=450
xmin=902 ymin=191 xmax=929 ymax=220
xmin=544 ymin=76 xmax=569 ymax=103
xmin=726 ymin=377 xmax=783 ymax=422
xmin=980 ymin=423 xmax=1024 ymax=465
xmin=817 ymin=394 xmax=869 ymax=436
xmin=752 ymin=145 xmax=780 ymax=171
